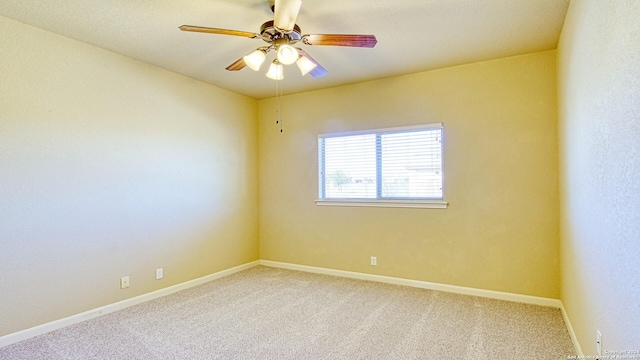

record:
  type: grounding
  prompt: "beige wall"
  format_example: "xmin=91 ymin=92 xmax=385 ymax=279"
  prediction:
xmin=259 ymin=51 xmax=560 ymax=298
xmin=558 ymin=0 xmax=640 ymax=354
xmin=0 ymin=16 xmax=259 ymax=336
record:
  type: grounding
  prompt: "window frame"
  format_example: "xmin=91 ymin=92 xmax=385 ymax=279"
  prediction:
xmin=316 ymin=123 xmax=448 ymax=209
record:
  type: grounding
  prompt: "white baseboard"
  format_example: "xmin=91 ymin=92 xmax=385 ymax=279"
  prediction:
xmin=2 ymin=259 xmax=583 ymax=356
xmin=260 ymin=260 xmax=562 ymax=308
xmin=0 ymin=260 xmax=260 ymax=349
xmin=560 ymin=303 xmax=584 ymax=356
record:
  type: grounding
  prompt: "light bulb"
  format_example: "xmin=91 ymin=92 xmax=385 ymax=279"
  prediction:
xmin=296 ymin=56 xmax=317 ymax=76
xmin=276 ymin=45 xmax=299 ymax=65
xmin=243 ymin=49 xmax=266 ymax=71
xmin=266 ymin=61 xmax=284 ymax=80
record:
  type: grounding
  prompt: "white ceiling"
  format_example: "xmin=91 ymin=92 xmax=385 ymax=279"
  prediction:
xmin=0 ymin=0 xmax=570 ymax=99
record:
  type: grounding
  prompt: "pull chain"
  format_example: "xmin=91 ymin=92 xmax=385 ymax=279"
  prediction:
xmin=275 ymin=78 xmax=284 ymax=133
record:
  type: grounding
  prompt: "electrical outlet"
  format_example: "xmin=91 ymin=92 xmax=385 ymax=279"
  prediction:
xmin=596 ymin=330 xmax=602 ymax=357
xmin=156 ymin=268 xmax=163 ymax=280
xmin=120 ymin=276 xmax=129 ymax=289
xmin=371 ymin=256 xmax=377 ymax=266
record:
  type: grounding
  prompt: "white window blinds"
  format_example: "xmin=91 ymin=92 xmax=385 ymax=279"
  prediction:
xmin=318 ymin=123 xmax=444 ymax=201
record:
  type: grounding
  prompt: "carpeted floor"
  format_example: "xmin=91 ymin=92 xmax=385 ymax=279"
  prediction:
xmin=0 ymin=266 xmax=576 ymax=359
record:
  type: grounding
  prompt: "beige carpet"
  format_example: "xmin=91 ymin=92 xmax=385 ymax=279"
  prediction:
xmin=0 ymin=266 xmax=575 ymax=359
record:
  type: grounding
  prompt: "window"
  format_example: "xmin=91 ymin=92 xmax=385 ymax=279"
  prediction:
xmin=317 ymin=123 xmax=447 ymax=209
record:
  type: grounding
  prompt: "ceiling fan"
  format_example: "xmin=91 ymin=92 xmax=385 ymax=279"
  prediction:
xmin=179 ymin=0 xmax=377 ymax=80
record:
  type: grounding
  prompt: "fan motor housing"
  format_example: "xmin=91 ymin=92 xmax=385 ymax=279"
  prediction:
xmin=260 ymin=20 xmax=302 ymax=43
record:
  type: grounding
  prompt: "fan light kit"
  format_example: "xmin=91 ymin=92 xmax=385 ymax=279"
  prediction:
xmin=243 ymin=49 xmax=267 ymax=71
xmin=266 ymin=60 xmax=284 ymax=80
xmin=179 ymin=0 xmax=377 ymax=80
xmin=276 ymin=44 xmax=298 ymax=65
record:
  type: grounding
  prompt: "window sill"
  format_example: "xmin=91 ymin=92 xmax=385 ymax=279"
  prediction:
xmin=315 ymin=199 xmax=448 ymax=209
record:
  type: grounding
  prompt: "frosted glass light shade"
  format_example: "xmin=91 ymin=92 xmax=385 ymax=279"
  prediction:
xmin=243 ymin=50 xmax=266 ymax=71
xmin=266 ymin=61 xmax=284 ymax=80
xmin=276 ymin=45 xmax=299 ymax=65
xmin=296 ymin=56 xmax=317 ymax=76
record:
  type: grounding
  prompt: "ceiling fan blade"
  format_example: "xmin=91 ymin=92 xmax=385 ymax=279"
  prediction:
xmin=225 ymin=57 xmax=247 ymax=71
xmin=179 ymin=25 xmax=258 ymax=38
xmin=303 ymin=34 xmax=377 ymax=48
xmin=273 ymin=0 xmax=302 ymax=32
xmin=296 ymin=48 xmax=328 ymax=78
xmin=308 ymin=63 xmax=328 ymax=78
